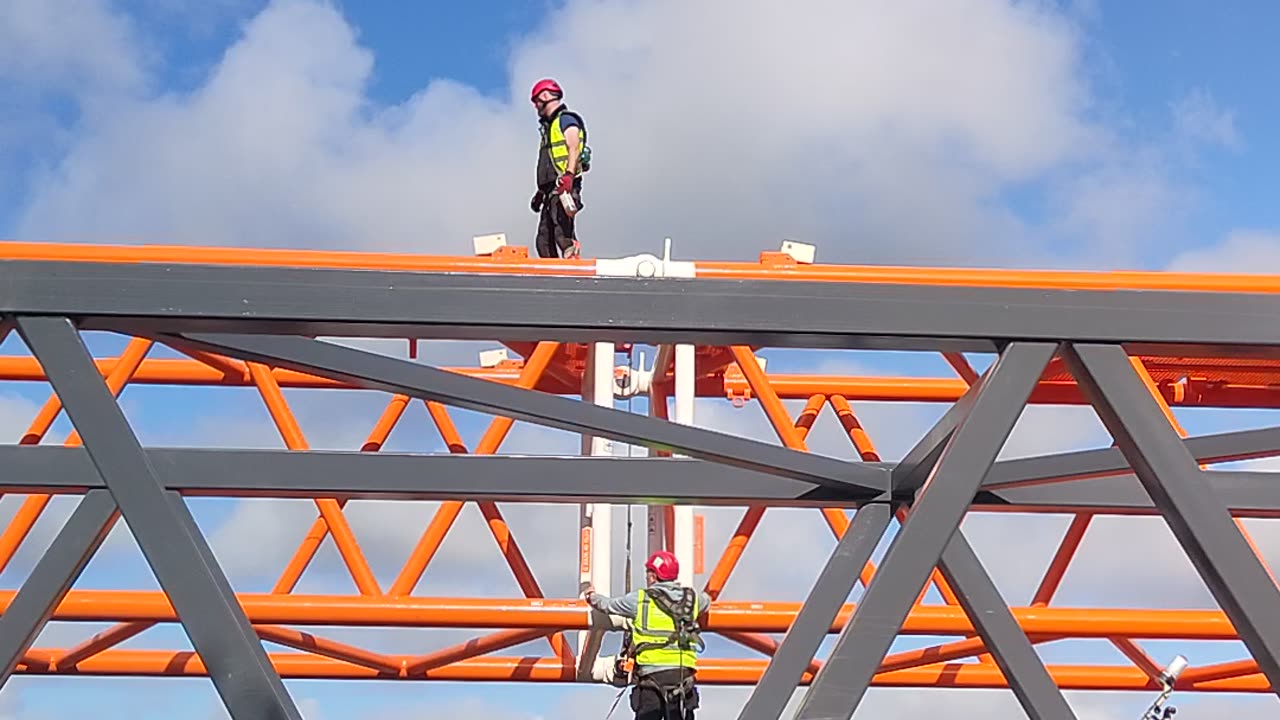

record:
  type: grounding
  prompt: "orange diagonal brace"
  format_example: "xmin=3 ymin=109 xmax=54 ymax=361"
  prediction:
xmin=274 ymin=394 xmax=409 ymax=593
xmin=1031 ymin=513 xmax=1092 ymax=607
xmin=391 ymin=341 xmax=560 ymax=595
xmin=829 ymin=394 xmax=958 ymax=605
xmin=879 ymin=633 xmax=1065 ymax=673
xmin=707 ymin=348 xmax=831 ymax=599
xmin=249 ymin=362 xmax=381 ymax=596
xmin=390 ymin=342 xmax=574 ymax=665
xmin=53 ymin=620 xmax=152 ymax=669
xmin=404 ymin=628 xmax=553 ymax=675
xmin=0 ymin=336 xmax=152 ymax=574
xmin=254 ymin=625 xmax=401 ymax=674
xmin=721 ymin=630 xmax=823 ymax=676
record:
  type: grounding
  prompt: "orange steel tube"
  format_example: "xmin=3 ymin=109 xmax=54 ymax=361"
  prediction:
xmin=404 ymin=628 xmax=554 ymax=675
xmin=0 ymin=591 xmax=1249 ymax=637
xmin=701 ymin=350 xmax=800 ymax=598
xmin=274 ymin=394 xmax=408 ymax=593
xmin=390 ymin=341 xmax=560 ymax=596
xmin=10 ymin=651 xmax=1273 ymax=691
xmin=425 ymin=400 xmax=468 ymax=453
xmin=0 ymin=337 xmax=152 ymax=574
xmin=720 ymin=630 xmax=823 ymax=676
xmin=12 ymin=239 xmax=1280 ymax=294
xmin=829 ymin=395 xmax=881 ymax=462
xmin=173 ymin=347 xmax=248 ymax=379
xmin=391 ymin=342 xmax=574 ymax=665
xmin=878 ymin=634 xmax=1064 ymax=673
xmin=1179 ymin=658 xmax=1262 ymax=685
xmin=249 ymin=362 xmax=381 ymax=596
xmin=716 ymin=348 xmax=851 ymax=584
xmin=1031 ymin=514 xmax=1093 ymax=606
xmin=8 ymin=355 xmax=1280 ymax=409
xmin=53 ymin=621 xmax=152 ymax=669
xmin=254 ymin=625 xmax=402 ymax=674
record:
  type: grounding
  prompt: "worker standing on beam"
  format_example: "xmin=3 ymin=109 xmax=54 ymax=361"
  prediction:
xmin=585 ymin=551 xmax=709 ymax=720
xmin=529 ymin=78 xmax=589 ymax=259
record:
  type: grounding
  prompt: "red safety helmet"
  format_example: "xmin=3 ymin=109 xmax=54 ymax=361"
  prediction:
xmin=645 ymin=550 xmax=680 ymax=581
xmin=530 ymin=78 xmax=563 ymax=102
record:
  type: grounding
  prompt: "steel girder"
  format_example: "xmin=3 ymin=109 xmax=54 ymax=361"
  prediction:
xmin=4 ymin=441 xmax=1280 ymax=513
xmin=2 ymin=258 xmax=1280 ymax=720
xmin=3 ymin=259 xmax=1280 ymax=353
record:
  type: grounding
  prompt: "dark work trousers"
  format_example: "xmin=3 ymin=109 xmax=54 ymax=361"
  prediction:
xmin=535 ymin=187 xmax=583 ymax=259
xmin=630 ymin=668 xmax=698 ymax=720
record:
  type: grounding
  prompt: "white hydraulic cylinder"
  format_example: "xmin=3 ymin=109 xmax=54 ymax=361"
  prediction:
xmin=577 ymin=341 xmax=614 ymax=674
xmin=672 ymin=342 xmax=696 ymax=586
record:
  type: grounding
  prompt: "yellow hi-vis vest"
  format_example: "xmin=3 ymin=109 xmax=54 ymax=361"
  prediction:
xmin=546 ymin=112 xmax=585 ymax=176
xmin=630 ymin=588 xmax=699 ymax=669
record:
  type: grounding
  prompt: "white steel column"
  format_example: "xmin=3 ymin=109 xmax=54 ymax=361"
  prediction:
xmin=647 ymin=345 xmax=674 ymax=559
xmin=672 ymin=343 xmax=696 ymax=586
xmin=577 ymin=341 xmax=614 ymax=676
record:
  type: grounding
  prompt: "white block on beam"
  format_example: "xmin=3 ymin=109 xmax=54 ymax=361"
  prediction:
xmin=473 ymin=233 xmax=507 ymax=256
xmin=780 ymin=239 xmax=816 ymax=264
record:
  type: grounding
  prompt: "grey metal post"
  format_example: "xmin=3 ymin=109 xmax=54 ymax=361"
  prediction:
xmin=17 ymin=316 xmax=303 ymax=720
xmin=1066 ymin=342 xmax=1280 ymax=696
xmin=936 ymin=532 xmax=1076 ymax=719
xmin=737 ymin=502 xmax=893 ymax=720
xmin=0 ymin=490 xmax=117 ymax=684
xmin=794 ymin=341 xmax=1057 ymax=720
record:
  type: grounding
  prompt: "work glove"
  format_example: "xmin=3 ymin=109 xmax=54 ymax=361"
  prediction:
xmin=530 ymin=190 xmax=545 ymax=212
xmin=556 ymin=173 xmax=574 ymax=195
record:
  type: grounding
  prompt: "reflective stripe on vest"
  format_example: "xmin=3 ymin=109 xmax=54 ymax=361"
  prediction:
xmin=547 ymin=113 xmax=584 ymax=176
xmin=630 ymin=588 xmax=699 ymax=669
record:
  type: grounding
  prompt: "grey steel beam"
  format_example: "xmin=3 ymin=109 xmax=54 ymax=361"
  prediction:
xmin=795 ymin=341 xmax=1057 ymax=720
xmin=936 ymin=532 xmax=1075 ymax=719
xmin=737 ymin=502 xmax=893 ymax=720
xmin=0 ymin=490 xmax=117 ymax=685
xmin=0 ymin=445 xmax=888 ymax=504
xmin=7 ymin=445 xmax=1280 ymax=515
xmin=892 ymin=370 xmax=987 ymax=492
xmin=982 ymin=425 xmax=1280 ymax=489
xmin=982 ymin=470 xmax=1280 ymax=516
xmin=7 ymin=260 xmax=1280 ymax=353
xmin=15 ymin=316 xmax=302 ymax=720
xmin=164 ymin=331 xmax=888 ymax=496
xmin=1065 ymin=342 xmax=1280 ymax=696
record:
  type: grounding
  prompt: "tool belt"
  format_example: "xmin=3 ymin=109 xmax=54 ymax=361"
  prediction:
xmin=630 ymin=669 xmax=699 ymax=715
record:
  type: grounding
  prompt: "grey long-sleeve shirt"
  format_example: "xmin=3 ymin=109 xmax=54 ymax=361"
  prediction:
xmin=587 ymin=581 xmax=712 ymax=676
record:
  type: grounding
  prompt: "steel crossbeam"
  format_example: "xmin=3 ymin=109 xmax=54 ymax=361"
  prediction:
xmin=4 ymin=247 xmax=1280 ymax=720
xmin=2 ymin=259 xmax=1280 ymax=353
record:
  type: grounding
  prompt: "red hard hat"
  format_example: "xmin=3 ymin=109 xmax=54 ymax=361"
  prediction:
xmin=645 ymin=550 xmax=679 ymax=581
xmin=530 ymin=78 xmax=563 ymax=101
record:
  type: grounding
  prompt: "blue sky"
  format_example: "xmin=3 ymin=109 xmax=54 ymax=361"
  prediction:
xmin=6 ymin=0 xmax=1280 ymax=718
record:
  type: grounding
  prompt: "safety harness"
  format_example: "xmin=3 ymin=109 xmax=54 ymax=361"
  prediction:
xmin=628 ymin=588 xmax=704 ymax=718
xmin=629 ymin=587 xmax=705 ymax=660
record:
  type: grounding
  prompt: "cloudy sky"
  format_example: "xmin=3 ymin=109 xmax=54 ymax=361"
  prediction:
xmin=4 ymin=0 xmax=1280 ymax=718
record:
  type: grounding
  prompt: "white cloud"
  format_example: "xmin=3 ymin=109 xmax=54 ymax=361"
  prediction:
xmin=1173 ymin=88 xmax=1242 ymax=151
xmin=0 ymin=0 xmax=145 ymax=101
xmin=9 ymin=0 xmax=1184 ymax=269
xmin=3 ymin=1 xmax=1273 ymax=715
xmin=1166 ymin=229 xmax=1280 ymax=274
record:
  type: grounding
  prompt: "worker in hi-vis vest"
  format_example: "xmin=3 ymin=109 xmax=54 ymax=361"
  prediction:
xmin=584 ymin=550 xmax=711 ymax=720
xmin=528 ymin=78 xmax=589 ymax=259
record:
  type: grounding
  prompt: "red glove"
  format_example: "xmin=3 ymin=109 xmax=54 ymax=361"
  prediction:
xmin=556 ymin=173 xmax=574 ymax=194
